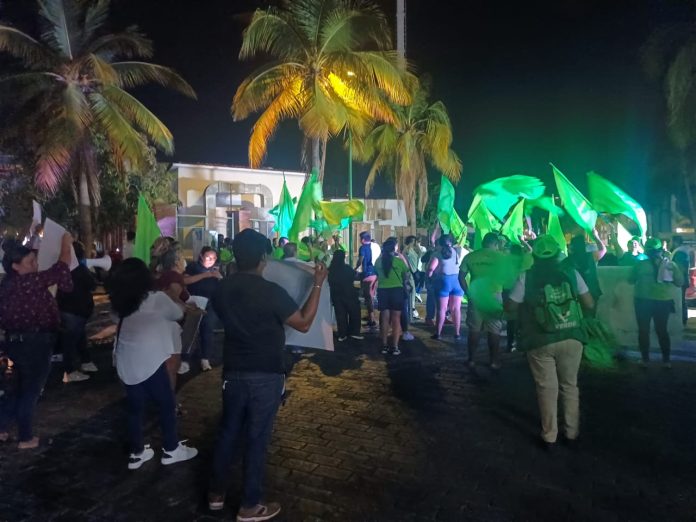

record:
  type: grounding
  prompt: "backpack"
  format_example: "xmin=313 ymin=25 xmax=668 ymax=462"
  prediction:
xmin=528 ymin=272 xmax=583 ymax=334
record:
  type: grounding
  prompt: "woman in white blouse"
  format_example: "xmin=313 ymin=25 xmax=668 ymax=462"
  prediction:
xmin=110 ymin=258 xmax=198 ymax=470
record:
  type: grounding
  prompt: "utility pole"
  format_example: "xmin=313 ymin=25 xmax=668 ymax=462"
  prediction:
xmin=396 ymin=0 xmax=406 ymax=66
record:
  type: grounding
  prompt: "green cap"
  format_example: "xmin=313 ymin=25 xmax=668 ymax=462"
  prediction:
xmin=532 ymin=234 xmax=561 ymax=259
xmin=644 ymin=237 xmax=662 ymax=251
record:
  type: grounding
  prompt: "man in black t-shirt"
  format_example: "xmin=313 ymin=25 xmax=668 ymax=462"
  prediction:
xmin=208 ymin=229 xmax=327 ymax=522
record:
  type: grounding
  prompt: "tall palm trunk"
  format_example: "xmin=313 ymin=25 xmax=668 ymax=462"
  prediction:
xmin=78 ymin=169 xmax=94 ymax=257
xmin=408 ymin=201 xmax=417 ymax=235
xmin=311 ymin=137 xmax=322 ymax=179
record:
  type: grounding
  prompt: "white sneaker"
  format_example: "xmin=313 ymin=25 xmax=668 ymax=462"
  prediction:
xmin=349 ymin=334 xmax=364 ymax=340
xmin=128 ymin=445 xmax=155 ymax=470
xmin=337 ymin=336 xmax=348 ymax=342
xmin=62 ymin=370 xmax=90 ymax=383
xmin=200 ymin=359 xmax=212 ymax=372
xmin=161 ymin=440 xmax=198 ymax=465
xmin=80 ymin=362 xmax=98 ymax=373
xmin=402 ymin=332 xmax=415 ymax=341
xmin=412 ymin=310 xmax=420 ymax=319
xmin=177 ymin=361 xmax=190 ymax=375
xmin=415 ymin=294 xmax=423 ymax=303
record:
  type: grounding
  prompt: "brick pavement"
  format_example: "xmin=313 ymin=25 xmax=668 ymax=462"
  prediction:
xmin=2 ymin=308 xmax=696 ymax=521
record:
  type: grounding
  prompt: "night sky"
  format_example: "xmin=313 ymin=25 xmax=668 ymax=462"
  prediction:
xmin=3 ymin=0 xmax=692 ymax=210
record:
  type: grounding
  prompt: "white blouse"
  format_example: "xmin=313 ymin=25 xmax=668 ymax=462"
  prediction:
xmin=115 ymin=291 xmax=183 ymax=385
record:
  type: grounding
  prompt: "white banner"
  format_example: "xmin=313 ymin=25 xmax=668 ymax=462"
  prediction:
xmin=37 ymin=218 xmax=79 ymax=271
xmin=596 ymin=266 xmax=683 ymax=347
xmin=263 ymin=259 xmax=334 ymax=351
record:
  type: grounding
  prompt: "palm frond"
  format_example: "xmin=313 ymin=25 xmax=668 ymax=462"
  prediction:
xmin=82 ymin=0 xmax=110 ymax=47
xmin=319 ymin=2 xmax=391 ymax=55
xmin=240 ymin=9 xmax=308 ymax=61
xmin=232 ymin=62 xmax=304 ymax=120
xmin=87 ymin=30 xmax=153 ymax=59
xmin=62 ymin=82 xmax=92 ymax=129
xmin=248 ymin=79 xmax=305 ymax=167
xmin=299 ymin=76 xmax=341 ymax=138
xmin=101 ymin=85 xmax=174 ymax=154
xmin=89 ymin=91 xmax=148 ymax=169
xmin=112 ymin=61 xmax=196 ymax=98
xmin=666 ymin=41 xmax=696 ymax=149
xmin=35 ymin=141 xmax=73 ymax=193
xmin=641 ymin=23 xmax=693 ymax=81
xmin=85 ymin=53 xmax=118 ymax=84
xmin=341 ymin=51 xmax=411 ymax=105
xmin=38 ymin=0 xmax=79 ymax=59
xmin=0 ymin=24 xmax=54 ymax=66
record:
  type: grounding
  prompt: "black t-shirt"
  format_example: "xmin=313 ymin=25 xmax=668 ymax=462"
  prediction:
xmin=328 ymin=263 xmax=357 ymax=300
xmin=57 ymin=265 xmax=96 ymax=318
xmin=185 ymin=261 xmax=219 ymax=298
xmin=212 ymin=272 xmax=298 ymax=374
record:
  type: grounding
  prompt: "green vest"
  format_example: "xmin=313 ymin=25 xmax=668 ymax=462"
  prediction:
xmin=517 ymin=267 xmax=586 ymax=352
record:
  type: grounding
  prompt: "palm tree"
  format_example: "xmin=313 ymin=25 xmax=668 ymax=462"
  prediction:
xmin=642 ymin=8 xmax=696 ymax=227
xmin=354 ymin=76 xmax=462 ymax=229
xmin=232 ymin=0 xmax=410 ymax=180
xmin=0 ymin=0 xmax=196 ymax=251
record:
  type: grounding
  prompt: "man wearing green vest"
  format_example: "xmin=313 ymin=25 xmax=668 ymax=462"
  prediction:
xmin=505 ymin=235 xmax=594 ymax=451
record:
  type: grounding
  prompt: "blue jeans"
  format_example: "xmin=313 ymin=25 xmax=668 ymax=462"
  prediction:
xmin=59 ymin=312 xmax=91 ymax=373
xmin=0 ymin=333 xmax=55 ymax=441
xmin=123 ymin=363 xmax=178 ymax=454
xmin=210 ymin=372 xmax=283 ymax=508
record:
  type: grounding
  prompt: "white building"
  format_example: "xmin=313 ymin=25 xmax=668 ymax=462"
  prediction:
xmin=172 ymin=163 xmax=408 ymax=257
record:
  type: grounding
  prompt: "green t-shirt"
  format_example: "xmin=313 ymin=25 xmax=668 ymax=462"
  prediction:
xmin=633 ymin=258 xmax=684 ymax=300
xmin=461 ymin=248 xmax=505 ymax=280
xmin=375 ymin=256 xmax=409 ymax=289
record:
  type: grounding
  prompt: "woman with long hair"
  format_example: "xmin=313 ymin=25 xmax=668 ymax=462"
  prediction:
xmin=0 ymin=233 xmax=73 ymax=449
xmin=427 ymin=234 xmax=465 ymax=340
xmin=375 ymin=239 xmax=410 ymax=355
xmin=110 ymin=258 xmax=197 ymax=470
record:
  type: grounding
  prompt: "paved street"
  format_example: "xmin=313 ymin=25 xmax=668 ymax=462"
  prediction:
xmin=2 ymin=300 xmax=696 ymax=522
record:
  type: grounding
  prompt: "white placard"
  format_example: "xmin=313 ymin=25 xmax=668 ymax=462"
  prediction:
xmin=596 ymin=266 xmax=683 ymax=347
xmin=187 ymin=295 xmax=209 ymax=310
xmin=37 ymin=218 xmax=79 ymax=271
xmin=262 ymin=259 xmax=334 ymax=351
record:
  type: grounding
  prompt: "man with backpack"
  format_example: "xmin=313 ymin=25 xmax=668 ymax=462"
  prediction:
xmin=505 ymin=235 xmax=594 ymax=451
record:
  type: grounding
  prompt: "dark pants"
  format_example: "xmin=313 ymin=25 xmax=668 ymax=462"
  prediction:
xmin=414 ymin=271 xmax=426 ymax=294
xmin=0 ymin=333 xmax=55 ymax=441
xmin=59 ymin=312 xmax=92 ymax=373
xmin=401 ymin=291 xmax=411 ymax=332
xmin=210 ymin=372 xmax=283 ymax=508
xmin=197 ymin=305 xmax=216 ymax=360
xmin=124 ymin=363 xmax=178 ymax=454
xmin=333 ymin=293 xmax=361 ymax=337
xmin=425 ymin=278 xmax=437 ymax=321
xmin=635 ymin=298 xmax=673 ymax=362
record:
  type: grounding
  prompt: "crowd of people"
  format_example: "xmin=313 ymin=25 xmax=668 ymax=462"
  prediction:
xmin=0 ymin=222 xmax=690 ymax=521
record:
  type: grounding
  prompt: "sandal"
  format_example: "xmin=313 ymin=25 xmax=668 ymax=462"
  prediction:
xmin=18 ymin=436 xmax=52 ymax=450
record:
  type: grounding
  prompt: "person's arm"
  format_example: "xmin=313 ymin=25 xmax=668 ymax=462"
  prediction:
xmin=354 ymin=253 xmax=364 ymax=271
xmin=59 ymin=232 xmax=72 ymax=266
xmin=183 ymin=270 xmax=221 ymax=285
xmin=518 ymin=236 xmax=532 ymax=253
xmin=156 ymin=291 xmax=185 ymax=321
xmin=591 ymin=228 xmax=607 ymax=261
xmin=574 ymin=271 xmax=595 ymax=309
xmin=427 ymin=256 xmax=439 ymax=278
xmin=285 ymin=263 xmax=328 ymax=333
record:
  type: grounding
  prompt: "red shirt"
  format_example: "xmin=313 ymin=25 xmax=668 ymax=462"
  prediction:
xmin=0 ymin=261 xmax=73 ymax=332
xmin=154 ymin=270 xmax=190 ymax=302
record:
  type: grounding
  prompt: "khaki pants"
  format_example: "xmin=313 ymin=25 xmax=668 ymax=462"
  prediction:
xmin=526 ymin=339 xmax=583 ymax=443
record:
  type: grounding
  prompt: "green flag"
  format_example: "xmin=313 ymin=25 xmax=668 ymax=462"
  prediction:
xmin=134 ymin=194 xmax=161 ymax=265
xmin=551 ymin=164 xmax=597 ymax=233
xmin=587 ymin=171 xmax=646 ymax=239
xmin=500 ymin=199 xmax=525 ymax=245
xmin=474 ymin=175 xmax=546 ymax=221
xmin=271 ymin=178 xmax=296 ymax=238
xmin=525 ymin=196 xmax=564 ymax=217
xmin=469 ymin=196 xmax=498 ymax=249
xmin=318 ymin=199 xmax=364 ymax=225
xmin=547 ymin=210 xmax=567 ymax=255
xmin=436 ymin=176 xmax=467 ymax=244
xmin=289 ymin=169 xmax=321 ymax=242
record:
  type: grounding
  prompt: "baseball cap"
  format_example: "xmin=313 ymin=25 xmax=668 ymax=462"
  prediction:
xmin=644 ymin=237 xmax=662 ymax=251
